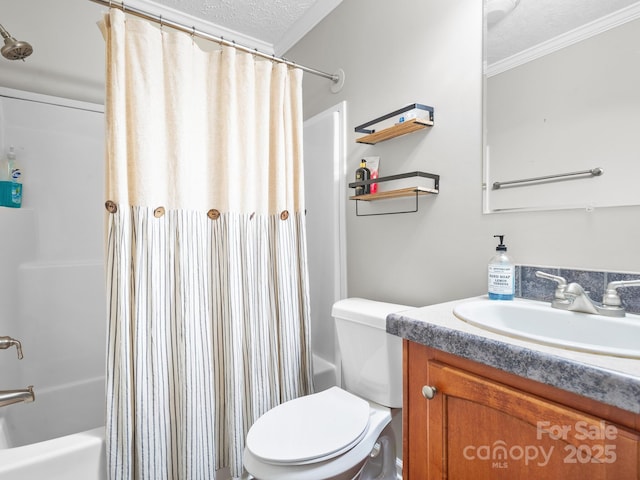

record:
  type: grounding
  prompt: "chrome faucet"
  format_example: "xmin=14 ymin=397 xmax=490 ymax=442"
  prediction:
xmin=536 ymin=271 xmax=640 ymax=317
xmin=602 ymin=279 xmax=640 ymax=310
xmin=1 ymin=335 xmax=35 ymax=408
xmin=0 ymin=336 xmax=23 ymax=359
xmin=0 ymin=386 xmax=34 ymax=408
xmin=563 ymin=282 xmax=603 ymax=315
xmin=534 ymin=271 xmax=569 ymax=309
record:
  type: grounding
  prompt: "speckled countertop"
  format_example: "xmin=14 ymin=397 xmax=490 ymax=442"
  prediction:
xmin=387 ymin=296 xmax=640 ymax=414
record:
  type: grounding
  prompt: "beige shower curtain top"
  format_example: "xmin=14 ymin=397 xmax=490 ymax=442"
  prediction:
xmin=103 ymin=8 xmax=305 ymax=215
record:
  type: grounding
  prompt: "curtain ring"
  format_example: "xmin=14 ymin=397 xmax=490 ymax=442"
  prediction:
xmin=159 ymin=15 xmax=163 ymax=31
xmin=191 ymin=26 xmax=196 ymax=41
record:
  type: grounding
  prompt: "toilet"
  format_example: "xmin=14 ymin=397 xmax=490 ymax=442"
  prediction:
xmin=243 ymin=298 xmax=408 ymax=480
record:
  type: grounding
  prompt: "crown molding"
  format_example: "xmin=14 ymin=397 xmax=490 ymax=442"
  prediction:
xmin=122 ymin=0 xmax=275 ymax=54
xmin=274 ymin=0 xmax=343 ymax=55
xmin=486 ymin=2 xmax=640 ymax=77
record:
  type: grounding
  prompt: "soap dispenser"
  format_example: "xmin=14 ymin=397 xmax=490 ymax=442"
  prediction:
xmin=488 ymin=234 xmax=514 ymax=300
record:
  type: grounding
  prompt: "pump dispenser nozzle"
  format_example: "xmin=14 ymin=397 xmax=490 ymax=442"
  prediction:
xmin=494 ymin=234 xmax=507 ymax=251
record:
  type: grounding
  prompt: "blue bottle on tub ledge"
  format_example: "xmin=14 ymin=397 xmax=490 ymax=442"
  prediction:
xmin=0 ymin=147 xmax=22 ymax=208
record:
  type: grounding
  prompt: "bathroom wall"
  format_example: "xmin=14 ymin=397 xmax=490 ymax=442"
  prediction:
xmin=286 ymin=0 xmax=640 ymax=308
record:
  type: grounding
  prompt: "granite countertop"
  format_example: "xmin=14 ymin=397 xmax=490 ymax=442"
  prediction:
xmin=387 ymin=296 xmax=640 ymax=414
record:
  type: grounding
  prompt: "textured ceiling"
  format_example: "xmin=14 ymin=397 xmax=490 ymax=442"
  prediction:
xmin=126 ymin=1 xmax=640 ymax=65
xmin=487 ymin=0 xmax=640 ymax=64
xmin=140 ymin=0 xmax=639 ymax=65
xmin=157 ymin=0 xmax=316 ymax=44
xmin=132 ymin=0 xmax=339 ymax=55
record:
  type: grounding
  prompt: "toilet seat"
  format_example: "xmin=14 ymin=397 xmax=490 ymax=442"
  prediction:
xmin=245 ymin=387 xmax=370 ymax=466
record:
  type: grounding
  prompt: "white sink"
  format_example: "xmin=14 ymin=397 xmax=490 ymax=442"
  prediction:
xmin=453 ymin=299 xmax=640 ymax=359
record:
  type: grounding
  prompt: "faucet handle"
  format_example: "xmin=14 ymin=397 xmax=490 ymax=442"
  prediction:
xmin=0 ymin=336 xmax=23 ymax=359
xmin=602 ymin=279 xmax=640 ymax=308
xmin=535 ymin=271 xmax=568 ymax=300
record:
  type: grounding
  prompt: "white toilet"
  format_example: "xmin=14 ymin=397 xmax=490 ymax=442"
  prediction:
xmin=243 ymin=298 xmax=408 ymax=480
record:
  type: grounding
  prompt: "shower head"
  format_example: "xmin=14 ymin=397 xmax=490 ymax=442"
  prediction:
xmin=0 ymin=23 xmax=33 ymax=61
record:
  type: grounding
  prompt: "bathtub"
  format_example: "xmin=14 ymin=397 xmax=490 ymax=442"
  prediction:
xmin=0 ymin=259 xmax=106 ymax=479
xmin=0 ymin=427 xmax=106 ymax=480
xmin=0 ymin=376 xmax=106 ymax=479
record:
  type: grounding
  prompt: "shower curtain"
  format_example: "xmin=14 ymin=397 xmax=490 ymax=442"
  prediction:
xmin=101 ymin=10 xmax=313 ymax=479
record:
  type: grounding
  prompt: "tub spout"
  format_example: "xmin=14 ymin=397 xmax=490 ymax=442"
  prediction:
xmin=0 ymin=386 xmax=35 ymax=408
xmin=0 ymin=336 xmax=23 ymax=359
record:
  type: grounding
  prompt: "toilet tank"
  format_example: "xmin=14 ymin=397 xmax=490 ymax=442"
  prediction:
xmin=332 ymin=298 xmax=410 ymax=408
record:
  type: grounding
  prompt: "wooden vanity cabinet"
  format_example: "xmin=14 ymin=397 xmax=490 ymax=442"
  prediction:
xmin=403 ymin=340 xmax=640 ymax=479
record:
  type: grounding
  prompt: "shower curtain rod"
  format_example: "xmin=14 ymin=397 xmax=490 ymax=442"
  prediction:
xmin=88 ymin=0 xmax=342 ymax=85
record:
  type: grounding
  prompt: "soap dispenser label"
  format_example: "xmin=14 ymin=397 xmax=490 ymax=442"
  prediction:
xmin=488 ymin=265 xmax=515 ymax=295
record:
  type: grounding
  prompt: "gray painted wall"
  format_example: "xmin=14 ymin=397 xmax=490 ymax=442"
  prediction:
xmin=286 ymin=0 xmax=640 ymax=308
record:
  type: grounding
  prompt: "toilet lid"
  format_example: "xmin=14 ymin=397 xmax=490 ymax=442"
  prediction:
xmin=246 ymin=387 xmax=370 ymax=466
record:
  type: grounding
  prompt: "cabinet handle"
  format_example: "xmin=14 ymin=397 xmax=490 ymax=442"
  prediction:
xmin=421 ymin=385 xmax=437 ymax=399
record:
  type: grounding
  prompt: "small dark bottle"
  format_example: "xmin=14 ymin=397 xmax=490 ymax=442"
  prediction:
xmin=355 ymin=159 xmax=371 ymax=196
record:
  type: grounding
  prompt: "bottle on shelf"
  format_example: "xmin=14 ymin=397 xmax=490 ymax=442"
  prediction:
xmin=354 ymin=159 xmax=371 ymax=196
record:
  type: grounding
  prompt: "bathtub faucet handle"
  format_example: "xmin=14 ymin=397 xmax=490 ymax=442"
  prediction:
xmin=0 ymin=336 xmax=24 ymax=359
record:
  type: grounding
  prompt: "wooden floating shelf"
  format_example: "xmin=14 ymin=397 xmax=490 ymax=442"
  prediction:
xmin=348 ymin=172 xmax=440 ymax=216
xmin=356 ymin=118 xmax=434 ymax=145
xmin=349 ymin=186 xmax=438 ymax=201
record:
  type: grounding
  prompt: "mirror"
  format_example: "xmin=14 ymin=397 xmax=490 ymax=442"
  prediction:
xmin=483 ymin=0 xmax=640 ymax=212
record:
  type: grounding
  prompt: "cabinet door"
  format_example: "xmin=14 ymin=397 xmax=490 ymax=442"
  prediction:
xmin=416 ymin=361 xmax=639 ymax=480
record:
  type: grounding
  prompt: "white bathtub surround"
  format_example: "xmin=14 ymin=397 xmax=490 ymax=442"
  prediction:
xmin=0 ymin=375 xmax=104 ymax=449
xmin=312 ymin=355 xmax=337 ymax=392
xmin=0 ymin=88 xmax=106 ymax=456
xmin=102 ymin=9 xmax=312 ymax=479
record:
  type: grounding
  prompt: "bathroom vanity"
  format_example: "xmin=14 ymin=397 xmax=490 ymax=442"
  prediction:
xmin=387 ymin=297 xmax=640 ymax=479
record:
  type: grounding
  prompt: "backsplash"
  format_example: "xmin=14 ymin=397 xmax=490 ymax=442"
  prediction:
xmin=516 ymin=265 xmax=640 ymax=315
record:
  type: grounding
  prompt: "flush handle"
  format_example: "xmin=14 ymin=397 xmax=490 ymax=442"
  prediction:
xmin=421 ymin=385 xmax=437 ymax=400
